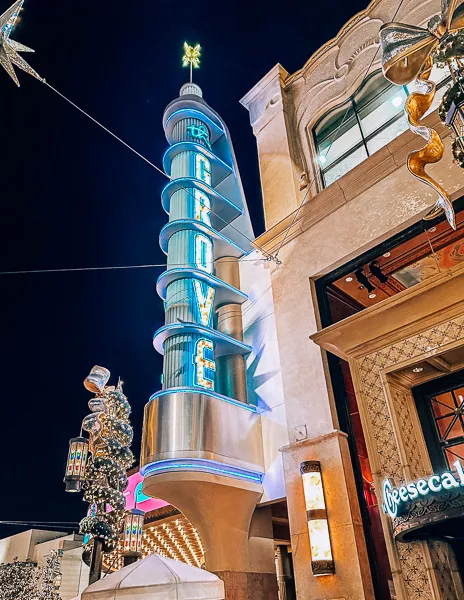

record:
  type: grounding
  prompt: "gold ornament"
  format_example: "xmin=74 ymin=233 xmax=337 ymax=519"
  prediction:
xmin=379 ymin=0 xmax=464 ymax=230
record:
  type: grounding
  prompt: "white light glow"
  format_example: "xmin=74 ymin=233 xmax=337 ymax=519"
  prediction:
xmin=319 ymin=154 xmax=327 ymax=165
xmin=194 ymin=338 xmax=215 ymax=390
xmin=392 ymin=96 xmax=403 ymax=107
xmin=302 ymin=472 xmax=325 ymax=511
xmin=194 ymin=233 xmax=213 ymax=273
xmin=195 ymin=153 xmax=212 ymax=185
xmin=193 ymin=281 xmax=215 ymax=326
xmin=308 ymin=519 xmax=333 ymax=562
xmin=194 ymin=189 xmax=211 ymax=226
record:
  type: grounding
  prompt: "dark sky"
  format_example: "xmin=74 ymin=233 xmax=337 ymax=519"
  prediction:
xmin=0 ymin=0 xmax=368 ymax=537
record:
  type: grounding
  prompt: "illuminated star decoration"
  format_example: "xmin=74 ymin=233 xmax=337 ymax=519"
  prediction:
xmin=182 ymin=42 xmax=201 ymax=82
xmin=0 ymin=0 xmax=43 ymax=86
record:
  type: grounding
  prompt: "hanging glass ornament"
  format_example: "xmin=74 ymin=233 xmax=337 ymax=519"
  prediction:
xmin=379 ymin=2 xmax=464 ymax=230
xmin=83 ymin=365 xmax=111 ymax=394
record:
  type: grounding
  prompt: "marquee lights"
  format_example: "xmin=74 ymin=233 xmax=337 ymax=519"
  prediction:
xmin=382 ymin=459 xmax=464 ymax=518
xmin=194 ymin=338 xmax=215 ymax=389
xmin=194 ymin=189 xmax=211 ymax=226
xmin=300 ymin=461 xmax=335 ymax=576
xmin=194 ymin=233 xmax=213 ymax=273
xmin=193 ymin=280 xmax=215 ymax=326
xmin=195 ymin=153 xmax=212 ymax=185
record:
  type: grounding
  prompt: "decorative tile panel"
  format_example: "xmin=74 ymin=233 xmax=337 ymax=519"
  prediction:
xmin=357 ymin=315 xmax=464 ymax=599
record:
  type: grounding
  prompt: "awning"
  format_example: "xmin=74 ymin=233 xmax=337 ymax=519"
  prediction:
xmin=73 ymin=553 xmax=224 ymax=599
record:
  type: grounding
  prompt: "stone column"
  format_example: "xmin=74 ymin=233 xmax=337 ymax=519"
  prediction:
xmin=215 ymin=256 xmax=247 ymax=403
xmin=143 ymin=473 xmax=278 ymax=600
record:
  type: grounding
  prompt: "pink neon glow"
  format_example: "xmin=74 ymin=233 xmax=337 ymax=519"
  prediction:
xmin=123 ymin=471 xmax=168 ymax=513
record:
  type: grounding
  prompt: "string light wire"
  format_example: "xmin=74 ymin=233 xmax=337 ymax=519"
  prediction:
xmin=0 ymin=257 xmax=267 ymax=277
xmin=45 ymin=82 xmax=273 ymax=260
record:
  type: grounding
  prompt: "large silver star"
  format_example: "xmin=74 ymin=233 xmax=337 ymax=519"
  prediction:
xmin=0 ymin=0 xmax=43 ymax=86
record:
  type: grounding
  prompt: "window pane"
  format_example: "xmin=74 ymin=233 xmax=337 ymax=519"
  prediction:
xmin=355 ymin=73 xmax=407 ymax=138
xmin=435 ymin=415 xmax=463 ymax=440
xmin=323 ymin=145 xmax=368 ymax=186
xmin=366 ymin=115 xmax=409 ymax=155
xmin=446 ymin=444 xmax=464 ymax=468
xmin=314 ymin=102 xmax=362 ymax=168
xmin=432 ymin=392 xmax=457 ymax=414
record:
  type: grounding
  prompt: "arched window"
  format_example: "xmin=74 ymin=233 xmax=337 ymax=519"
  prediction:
xmin=313 ymin=66 xmax=452 ymax=188
xmin=313 ymin=71 xmax=409 ymax=187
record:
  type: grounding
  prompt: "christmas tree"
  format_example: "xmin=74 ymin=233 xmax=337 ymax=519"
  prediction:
xmin=0 ymin=557 xmax=41 ymax=600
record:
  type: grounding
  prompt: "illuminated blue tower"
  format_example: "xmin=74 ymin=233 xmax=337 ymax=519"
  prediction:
xmin=141 ymin=82 xmax=264 ymax=484
xmin=140 ymin=79 xmax=277 ymax=596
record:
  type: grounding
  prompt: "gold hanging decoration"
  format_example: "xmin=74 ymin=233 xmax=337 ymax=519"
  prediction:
xmin=379 ymin=0 xmax=464 ymax=230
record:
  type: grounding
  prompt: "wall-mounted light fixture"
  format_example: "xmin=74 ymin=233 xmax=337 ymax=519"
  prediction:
xmin=300 ymin=461 xmax=335 ymax=576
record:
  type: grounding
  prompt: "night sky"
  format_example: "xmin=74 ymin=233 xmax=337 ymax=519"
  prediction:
xmin=0 ymin=0 xmax=368 ymax=537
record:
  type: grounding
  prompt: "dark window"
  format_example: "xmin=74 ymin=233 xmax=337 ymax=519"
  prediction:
xmin=414 ymin=373 xmax=464 ymax=472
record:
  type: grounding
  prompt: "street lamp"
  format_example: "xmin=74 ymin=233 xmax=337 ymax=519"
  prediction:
xmin=300 ymin=461 xmax=335 ymax=576
xmin=122 ymin=508 xmax=145 ymax=566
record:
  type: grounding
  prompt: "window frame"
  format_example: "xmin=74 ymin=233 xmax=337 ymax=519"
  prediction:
xmin=313 ymin=70 xmax=452 ymax=189
xmin=413 ymin=372 xmax=464 ymax=473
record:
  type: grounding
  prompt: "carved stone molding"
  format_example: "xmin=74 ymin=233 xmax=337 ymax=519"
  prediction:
xmin=393 ymin=490 xmax=464 ymax=541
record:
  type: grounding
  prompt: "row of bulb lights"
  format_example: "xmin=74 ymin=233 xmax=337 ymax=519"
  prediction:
xmin=104 ymin=517 xmax=205 ymax=571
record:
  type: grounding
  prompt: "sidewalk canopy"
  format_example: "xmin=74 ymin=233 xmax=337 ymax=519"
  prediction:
xmin=73 ymin=553 xmax=224 ymax=600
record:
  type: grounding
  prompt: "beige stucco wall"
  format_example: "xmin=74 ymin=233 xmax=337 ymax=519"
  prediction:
xmin=241 ymin=0 xmax=464 ymax=597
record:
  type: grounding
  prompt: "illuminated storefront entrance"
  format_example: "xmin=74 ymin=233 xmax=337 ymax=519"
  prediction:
xmin=312 ymin=201 xmax=464 ymax=599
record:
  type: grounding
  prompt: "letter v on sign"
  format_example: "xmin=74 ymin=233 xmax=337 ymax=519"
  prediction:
xmin=194 ymin=280 xmax=215 ymax=326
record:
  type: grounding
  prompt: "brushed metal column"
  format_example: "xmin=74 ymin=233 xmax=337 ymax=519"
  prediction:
xmin=215 ymin=257 xmax=247 ymax=403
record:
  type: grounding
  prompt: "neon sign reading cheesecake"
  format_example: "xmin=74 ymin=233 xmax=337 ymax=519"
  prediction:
xmin=383 ymin=459 xmax=464 ymax=518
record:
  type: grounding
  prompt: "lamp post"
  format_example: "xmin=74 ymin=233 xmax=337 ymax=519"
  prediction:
xmin=300 ymin=461 xmax=335 ymax=576
xmin=64 ymin=366 xmax=134 ymax=586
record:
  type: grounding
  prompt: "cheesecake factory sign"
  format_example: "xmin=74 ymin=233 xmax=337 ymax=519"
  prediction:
xmin=382 ymin=459 xmax=464 ymax=518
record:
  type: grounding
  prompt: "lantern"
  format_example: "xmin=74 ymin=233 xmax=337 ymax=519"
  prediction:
xmin=64 ymin=437 xmax=89 ymax=492
xmin=122 ymin=509 xmax=145 ymax=563
xmin=84 ymin=365 xmax=111 ymax=394
xmin=300 ymin=461 xmax=334 ymax=576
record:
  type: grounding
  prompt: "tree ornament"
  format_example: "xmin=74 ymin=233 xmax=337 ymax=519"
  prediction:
xmin=0 ymin=0 xmax=43 ymax=86
xmin=379 ymin=1 xmax=464 ymax=230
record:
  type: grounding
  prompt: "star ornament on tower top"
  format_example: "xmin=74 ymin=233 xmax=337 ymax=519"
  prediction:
xmin=182 ymin=42 xmax=201 ymax=82
xmin=0 ymin=0 xmax=43 ymax=86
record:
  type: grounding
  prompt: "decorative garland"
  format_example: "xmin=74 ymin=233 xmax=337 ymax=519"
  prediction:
xmin=433 ymin=31 xmax=464 ymax=68
xmin=438 ymin=80 xmax=464 ymax=122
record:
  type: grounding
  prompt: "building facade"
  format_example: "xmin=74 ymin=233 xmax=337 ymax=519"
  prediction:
xmin=140 ymin=82 xmax=289 ymax=599
xmin=240 ymin=0 xmax=464 ymax=599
